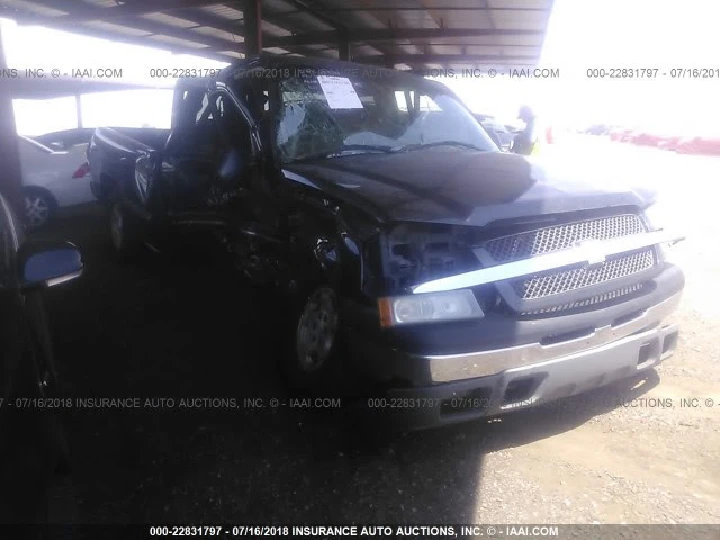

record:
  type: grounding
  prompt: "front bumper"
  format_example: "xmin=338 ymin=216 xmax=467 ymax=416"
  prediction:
xmin=347 ymin=292 xmax=682 ymax=430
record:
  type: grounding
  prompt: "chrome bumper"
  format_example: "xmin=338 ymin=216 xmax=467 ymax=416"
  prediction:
xmin=414 ymin=292 xmax=681 ymax=383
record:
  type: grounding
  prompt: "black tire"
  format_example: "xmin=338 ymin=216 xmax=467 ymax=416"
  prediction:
xmin=22 ymin=188 xmax=57 ymax=229
xmin=282 ymin=284 xmax=352 ymax=396
xmin=108 ymin=202 xmax=143 ymax=260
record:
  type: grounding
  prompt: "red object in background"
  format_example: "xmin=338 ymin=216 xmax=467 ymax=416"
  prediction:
xmin=612 ymin=128 xmax=635 ymax=142
xmin=656 ymin=135 xmax=682 ymax=151
xmin=545 ymin=126 xmax=553 ymax=144
xmin=629 ymin=131 xmax=662 ymax=146
xmin=72 ymin=161 xmax=91 ymax=179
xmin=675 ymin=136 xmax=720 ymax=155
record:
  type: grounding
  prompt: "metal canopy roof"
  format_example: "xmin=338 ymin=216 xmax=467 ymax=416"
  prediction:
xmin=5 ymin=73 xmax=168 ymax=98
xmin=0 ymin=0 xmax=553 ymax=71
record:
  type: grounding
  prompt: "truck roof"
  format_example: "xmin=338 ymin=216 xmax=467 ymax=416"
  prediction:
xmin=222 ymin=54 xmax=396 ymax=74
xmin=174 ymin=54 xmax=431 ymax=92
xmin=217 ymin=54 xmax=442 ymax=87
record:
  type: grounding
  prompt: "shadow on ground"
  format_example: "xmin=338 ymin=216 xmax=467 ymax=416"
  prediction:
xmin=30 ymin=207 xmax=658 ymax=524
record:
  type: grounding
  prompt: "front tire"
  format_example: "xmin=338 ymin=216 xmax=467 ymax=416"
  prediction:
xmin=283 ymin=285 xmax=348 ymax=394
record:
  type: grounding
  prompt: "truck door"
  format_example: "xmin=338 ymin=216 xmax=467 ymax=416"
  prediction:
xmin=209 ymin=88 xmax=269 ymax=219
xmin=162 ymin=87 xmax=224 ymax=214
xmin=208 ymin=86 xmax=287 ymax=284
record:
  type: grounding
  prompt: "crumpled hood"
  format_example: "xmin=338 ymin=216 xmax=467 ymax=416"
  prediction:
xmin=284 ymin=147 xmax=656 ymax=226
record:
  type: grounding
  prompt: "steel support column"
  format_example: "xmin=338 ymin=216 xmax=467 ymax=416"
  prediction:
xmin=75 ymin=93 xmax=83 ymax=129
xmin=243 ymin=0 xmax=262 ymax=57
xmin=338 ymin=30 xmax=350 ymax=61
xmin=0 ymin=24 xmax=23 ymax=218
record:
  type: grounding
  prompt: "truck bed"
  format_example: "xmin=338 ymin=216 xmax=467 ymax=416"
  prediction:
xmin=88 ymin=126 xmax=170 ymax=204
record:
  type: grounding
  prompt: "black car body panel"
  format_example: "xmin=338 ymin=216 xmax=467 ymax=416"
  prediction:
xmin=284 ymin=149 xmax=655 ymax=226
xmin=87 ymin=55 xmax=684 ymax=429
xmin=0 ymin=193 xmax=83 ymax=518
xmin=87 ymin=126 xmax=170 ymax=202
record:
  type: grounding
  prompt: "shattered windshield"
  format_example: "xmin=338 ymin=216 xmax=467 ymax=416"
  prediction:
xmin=275 ymin=70 xmax=497 ymax=163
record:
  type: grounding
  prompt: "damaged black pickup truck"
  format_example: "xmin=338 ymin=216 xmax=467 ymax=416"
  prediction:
xmin=88 ymin=55 xmax=685 ymax=429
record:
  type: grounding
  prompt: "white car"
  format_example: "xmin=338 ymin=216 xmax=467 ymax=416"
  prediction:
xmin=19 ymin=133 xmax=94 ymax=228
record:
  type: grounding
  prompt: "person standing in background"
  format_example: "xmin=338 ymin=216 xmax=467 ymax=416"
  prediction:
xmin=511 ymin=105 xmax=538 ymax=155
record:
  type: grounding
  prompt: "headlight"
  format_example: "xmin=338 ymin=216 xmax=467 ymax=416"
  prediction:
xmin=643 ymin=203 xmax=683 ymax=264
xmin=378 ymin=289 xmax=484 ymax=327
xmin=643 ymin=202 xmax=670 ymax=232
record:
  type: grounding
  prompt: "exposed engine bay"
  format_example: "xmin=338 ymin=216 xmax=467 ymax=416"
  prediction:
xmin=384 ymin=223 xmax=482 ymax=292
xmin=382 ymin=214 xmax=660 ymax=318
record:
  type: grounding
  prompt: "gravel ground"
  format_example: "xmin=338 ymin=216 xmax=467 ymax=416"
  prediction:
xmin=29 ymin=140 xmax=720 ymax=529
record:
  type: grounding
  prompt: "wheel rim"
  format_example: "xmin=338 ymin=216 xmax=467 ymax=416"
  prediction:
xmin=296 ymin=287 xmax=339 ymax=373
xmin=110 ymin=205 xmax=124 ymax=250
xmin=25 ymin=194 xmax=50 ymax=227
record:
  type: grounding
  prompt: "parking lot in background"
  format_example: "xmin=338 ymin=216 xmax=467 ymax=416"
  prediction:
xmin=39 ymin=137 xmax=719 ymax=524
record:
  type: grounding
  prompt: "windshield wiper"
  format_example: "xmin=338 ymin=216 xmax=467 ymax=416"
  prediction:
xmin=328 ymin=144 xmax=396 ymax=156
xmin=290 ymin=144 xmax=395 ymax=163
xmin=393 ymin=141 xmax=485 ymax=152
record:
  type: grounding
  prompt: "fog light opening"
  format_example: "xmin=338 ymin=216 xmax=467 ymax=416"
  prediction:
xmin=503 ymin=377 xmax=536 ymax=405
xmin=637 ymin=341 xmax=658 ymax=366
xmin=662 ymin=332 xmax=678 ymax=355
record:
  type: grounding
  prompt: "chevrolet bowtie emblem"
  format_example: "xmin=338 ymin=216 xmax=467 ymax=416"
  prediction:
xmin=576 ymin=239 xmax=607 ymax=267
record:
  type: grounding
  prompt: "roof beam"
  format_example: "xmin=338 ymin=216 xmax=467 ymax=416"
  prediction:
xmin=281 ymin=0 xmax=344 ymax=31
xmin=0 ymin=7 xmax=235 ymax=62
xmin=266 ymin=28 xmax=544 ymax=47
xmin=243 ymin=0 xmax=261 ymax=56
xmin=309 ymin=43 xmax=541 ymax=52
xmin=0 ymin=2 xmax=337 ymax=63
xmin=31 ymin=0 xmax=363 ymax=59
xmin=9 ymin=0 xmax=246 ymax=53
xmin=280 ymin=0 xmax=394 ymax=59
xmin=24 ymin=1 xmax=244 ymax=20
xmin=40 ymin=0 xmax=292 ymax=43
xmin=54 ymin=0 xmax=294 ymax=46
xmin=352 ymin=54 xmax=538 ymax=65
xmin=302 ymin=7 xmax=550 ymax=11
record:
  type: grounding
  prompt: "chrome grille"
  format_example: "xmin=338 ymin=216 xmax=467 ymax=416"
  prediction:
xmin=484 ymin=214 xmax=646 ymax=263
xmin=520 ymin=283 xmax=647 ymax=316
xmin=514 ymin=249 xmax=655 ymax=299
xmin=478 ymin=214 xmax=657 ymax=308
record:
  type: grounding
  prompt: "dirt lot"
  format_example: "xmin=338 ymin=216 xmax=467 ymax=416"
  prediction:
xmin=36 ymin=141 xmax=719 ymax=526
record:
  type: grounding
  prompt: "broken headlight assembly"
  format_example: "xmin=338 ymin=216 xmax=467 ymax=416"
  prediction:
xmin=377 ymin=224 xmax=495 ymax=326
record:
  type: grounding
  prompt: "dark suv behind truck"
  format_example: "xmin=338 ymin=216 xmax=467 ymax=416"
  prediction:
xmin=87 ymin=55 xmax=684 ymax=430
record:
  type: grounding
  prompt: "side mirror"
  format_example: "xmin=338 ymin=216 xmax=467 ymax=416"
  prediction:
xmin=18 ymin=240 xmax=83 ymax=289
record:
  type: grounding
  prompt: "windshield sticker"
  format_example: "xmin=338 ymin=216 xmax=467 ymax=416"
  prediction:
xmin=316 ymin=75 xmax=364 ymax=109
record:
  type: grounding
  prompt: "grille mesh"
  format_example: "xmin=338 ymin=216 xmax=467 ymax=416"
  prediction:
xmin=514 ymin=249 xmax=655 ymax=299
xmin=520 ymin=283 xmax=647 ymax=316
xmin=484 ymin=214 xmax=646 ymax=263
xmin=479 ymin=214 xmax=657 ymax=307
